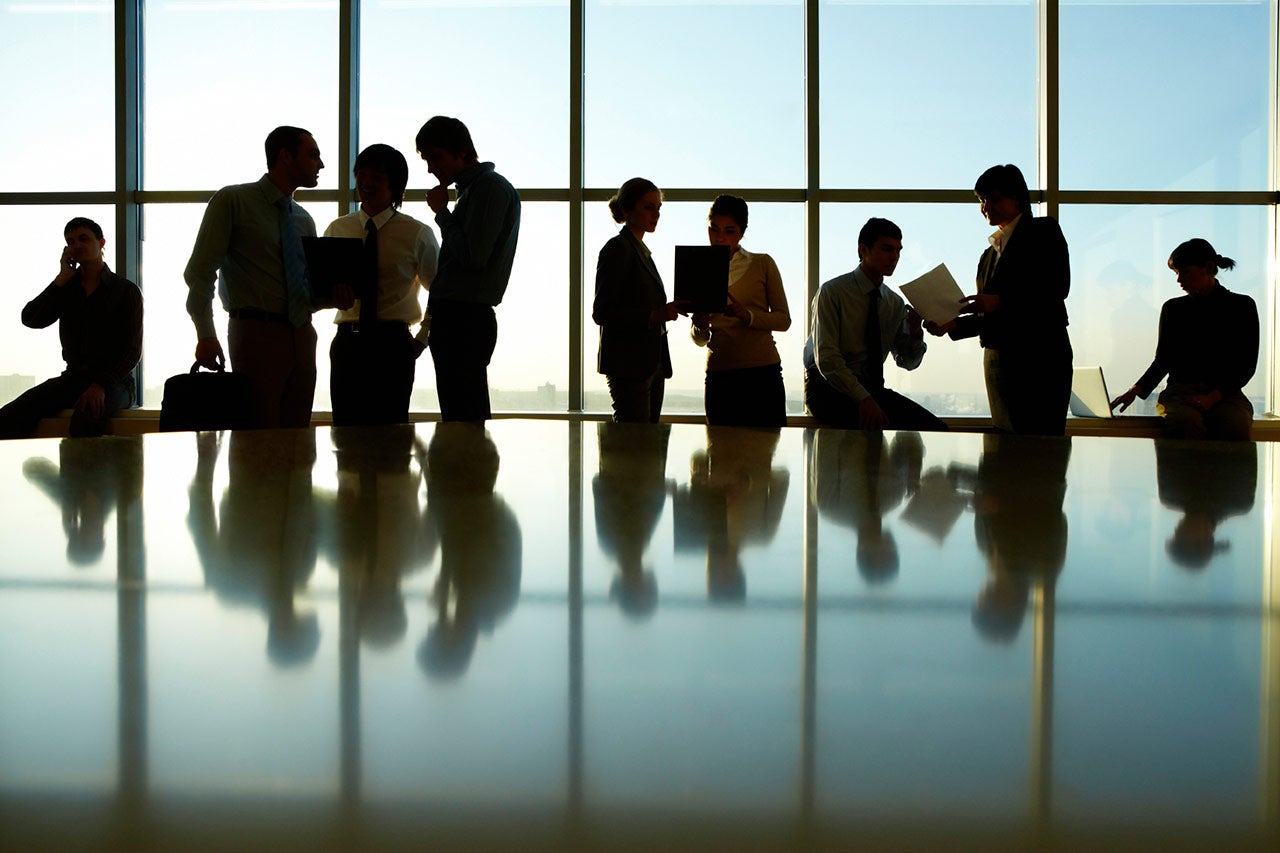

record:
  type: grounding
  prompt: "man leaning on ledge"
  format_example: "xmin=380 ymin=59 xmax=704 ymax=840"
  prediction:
xmin=0 ymin=217 xmax=142 ymax=440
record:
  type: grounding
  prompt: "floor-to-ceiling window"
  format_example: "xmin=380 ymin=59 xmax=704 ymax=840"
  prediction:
xmin=0 ymin=0 xmax=1275 ymax=418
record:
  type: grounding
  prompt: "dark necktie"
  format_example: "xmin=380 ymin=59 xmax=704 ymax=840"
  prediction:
xmin=865 ymin=285 xmax=884 ymax=389
xmin=361 ymin=217 xmax=378 ymax=324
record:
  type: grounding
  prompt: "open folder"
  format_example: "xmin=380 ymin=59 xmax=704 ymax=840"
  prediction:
xmin=1069 ymin=366 xmax=1113 ymax=418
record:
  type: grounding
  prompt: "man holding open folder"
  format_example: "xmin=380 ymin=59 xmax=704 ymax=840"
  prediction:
xmin=323 ymin=144 xmax=438 ymax=426
xmin=803 ymin=218 xmax=946 ymax=432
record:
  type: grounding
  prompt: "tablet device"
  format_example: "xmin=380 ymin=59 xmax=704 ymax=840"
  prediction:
xmin=301 ymin=236 xmax=362 ymax=303
xmin=1070 ymin=366 xmax=1113 ymax=418
xmin=674 ymin=245 xmax=731 ymax=314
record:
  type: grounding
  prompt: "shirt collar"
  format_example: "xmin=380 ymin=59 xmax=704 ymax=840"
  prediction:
xmin=853 ymin=264 xmax=883 ymax=295
xmin=455 ymin=161 xmax=495 ymax=191
xmin=359 ymin=206 xmax=397 ymax=229
xmin=730 ymin=246 xmax=753 ymax=265
xmin=989 ymin=213 xmax=1022 ymax=255
xmin=257 ymin=174 xmax=288 ymax=205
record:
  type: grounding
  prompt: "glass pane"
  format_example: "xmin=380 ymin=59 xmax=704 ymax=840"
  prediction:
xmin=1060 ymin=0 xmax=1271 ymax=191
xmin=585 ymin=0 xmax=805 ymax=188
xmin=584 ymin=200 xmax=806 ymax=416
xmin=0 ymin=206 xmax=116 ymax=408
xmin=360 ymin=1 xmax=568 ymax=188
xmin=819 ymin=0 xmax=1036 ymax=189
xmin=0 ymin=3 xmax=113 ymax=191
xmin=1057 ymin=204 xmax=1270 ymax=416
xmin=144 ymin=0 xmax=338 ymax=190
xmin=819 ymin=202 xmax=993 ymax=418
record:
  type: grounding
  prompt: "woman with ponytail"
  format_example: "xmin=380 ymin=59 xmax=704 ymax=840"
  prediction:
xmin=1110 ymin=238 xmax=1258 ymax=440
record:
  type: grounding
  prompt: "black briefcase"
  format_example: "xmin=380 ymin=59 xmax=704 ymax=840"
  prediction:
xmin=159 ymin=361 xmax=254 ymax=432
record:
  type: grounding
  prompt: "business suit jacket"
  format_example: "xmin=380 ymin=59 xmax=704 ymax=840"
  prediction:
xmin=951 ymin=214 xmax=1072 ymax=434
xmin=592 ymin=227 xmax=672 ymax=381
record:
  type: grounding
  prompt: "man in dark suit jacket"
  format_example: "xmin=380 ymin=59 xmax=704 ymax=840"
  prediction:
xmin=927 ymin=164 xmax=1073 ymax=436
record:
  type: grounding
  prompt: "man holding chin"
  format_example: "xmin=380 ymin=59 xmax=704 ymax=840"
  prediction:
xmin=0 ymin=217 xmax=142 ymax=439
xmin=415 ymin=116 xmax=520 ymax=422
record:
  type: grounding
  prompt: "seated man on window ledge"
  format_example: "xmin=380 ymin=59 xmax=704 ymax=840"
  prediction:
xmin=0 ymin=217 xmax=143 ymax=439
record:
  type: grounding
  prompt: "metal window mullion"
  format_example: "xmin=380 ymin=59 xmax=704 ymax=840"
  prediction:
xmin=117 ymin=0 xmax=143 ymax=400
xmin=569 ymin=0 xmax=585 ymax=413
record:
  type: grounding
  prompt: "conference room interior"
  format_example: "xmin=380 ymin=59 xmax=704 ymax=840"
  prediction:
xmin=2 ymin=1 xmax=1279 ymax=849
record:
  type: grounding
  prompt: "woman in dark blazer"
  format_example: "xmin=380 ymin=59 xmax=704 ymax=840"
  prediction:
xmin=592 ymin=177 xmax=685 ymax=423
xmin=927 ymin=164 xmax=1072 ymax=435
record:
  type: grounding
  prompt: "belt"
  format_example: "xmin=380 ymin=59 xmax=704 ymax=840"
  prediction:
xmin=337 ymin=321 xmax=409 ymax=334
xmin=229 ymin=307 xmax=291 ymax=325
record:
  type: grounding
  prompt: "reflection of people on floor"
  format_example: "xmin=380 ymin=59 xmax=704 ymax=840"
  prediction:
xmin=963 ymin=435 xmax=1071 ymax=642
xmin=1155 ymin=439 xmax=1257 ymax=571
xmin=23 ymin=436 xmax=143 ymax=566
xmin=187 ymin=430 xmax=320 ymax=667
xmin=417 ymin=423 xmax=521 ymax=680
xmin=593 ymin=422 xmax=672 ymax=617
xmin=809 ymin=428 xmax=923 ymax=585
xmin=316 ymin=425 xmax=433 ymax=648
xmin=676 ymin=426 xmax=789 ymax=601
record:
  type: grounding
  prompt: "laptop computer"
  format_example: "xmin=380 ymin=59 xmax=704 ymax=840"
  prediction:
xmin=1070 ymin=366 xmax=1113 ymax=419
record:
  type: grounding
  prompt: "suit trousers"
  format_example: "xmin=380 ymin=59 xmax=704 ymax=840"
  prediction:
xmin=1158 ymin=384 xmax=1253 ymax=441
xmin=983 ymin=343 xmax=1071 ymax=436
xmin=606 ymin=369 xmax=666 ymax=423
xmin=228 ymin=316 xmax=317 ymax=429
xmin=330 ymin=322 xmax=417 ymax=426
xmin=427 ymin=299 xmax=497 ymax=422
xmin=804 ymin=368 xmax=947 ymax=432
xmin=0 ymin=369 xmax=134 ymax=439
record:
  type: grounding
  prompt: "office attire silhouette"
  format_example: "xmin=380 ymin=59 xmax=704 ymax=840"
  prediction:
xmin=593 ymin=227 xmax=672 ymax=423
xmin=951 ymin=214 xmax=1072 ymax=435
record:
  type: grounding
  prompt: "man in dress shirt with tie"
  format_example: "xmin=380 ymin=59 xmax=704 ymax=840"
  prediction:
xmin=803 ymin=217 xmax=946 ymax=431
xmin=323 ymin=144 xmax=439 ymax=426
xmin=185 ymin=126 xmax=336 ymax=429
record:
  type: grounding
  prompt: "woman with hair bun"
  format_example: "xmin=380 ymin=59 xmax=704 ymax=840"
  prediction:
xmin=592 ymin=177 xmax=687 ymax=422
xmin=1110 ymin=238 xmax=1258 ymax=440
xmin=690 ymin=194 xmax=791 ymax=428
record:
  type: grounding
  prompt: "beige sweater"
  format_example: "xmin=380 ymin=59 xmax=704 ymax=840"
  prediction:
xmin=691 ymin=248 xmax=791 ymax=371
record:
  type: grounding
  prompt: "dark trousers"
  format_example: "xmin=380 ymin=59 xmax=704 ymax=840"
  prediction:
xmin=705 ymin=363 xmax=786 ymax=428
xmin=606 ymin=370 xmax=666 ymax=423
xmin=983 ymin=343 xmax=1072 ymax=436
xmin=1158 ymin=384 xmax=1253 ymax=441
xmin=804 ymin=368 xmax=947 ymax=432
xmin=0 ymin=370 xmax=134 ymax=439
xmin=330 ymin=323 xmax=417 ymax=426
xmin=427 ymin=299 xmax=497 ymax=422
xmin=228 ymin=317 xmax=317 ymax=429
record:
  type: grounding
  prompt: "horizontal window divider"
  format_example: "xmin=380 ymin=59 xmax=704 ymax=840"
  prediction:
xmin=0 ymin=192 xmax=116 ymax=205
xmin=8 ymin=190 xmax=1276 ymax=208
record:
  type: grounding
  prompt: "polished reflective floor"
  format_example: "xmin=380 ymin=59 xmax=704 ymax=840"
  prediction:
xmin=1 ymin=422 xmax=1277 ymax=851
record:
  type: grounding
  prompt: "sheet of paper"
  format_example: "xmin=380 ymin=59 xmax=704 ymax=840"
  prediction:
xmin=899 ymin=263 xmax=965 ymax=325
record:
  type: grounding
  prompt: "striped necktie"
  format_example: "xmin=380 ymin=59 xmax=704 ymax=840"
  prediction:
xmin=276 ymin=196 xmax=312 ymax=327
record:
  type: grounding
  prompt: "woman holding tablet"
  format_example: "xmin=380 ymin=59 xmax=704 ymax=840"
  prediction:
xmin=690 ymin=195 xmax=791 ymax=427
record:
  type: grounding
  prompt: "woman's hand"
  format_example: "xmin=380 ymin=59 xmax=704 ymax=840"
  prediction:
xmin=725 ymin=296 xmax=751 ymax=323
xmin=1110 ymin=386 xmax=1140 ymax=412
xmin=923 ymin=319 xmax=957 ymax=337
xmin=691 ymin=312 xmax=712 ymax=330
xmin=958 ymin=293 xmax=1000 ymax=315
xmin=651 ymin=300 xmax=689 ymax=324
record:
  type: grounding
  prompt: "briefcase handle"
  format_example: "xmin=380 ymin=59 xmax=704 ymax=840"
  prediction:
xmin=190 ymin=353 xmax=228 ymax=374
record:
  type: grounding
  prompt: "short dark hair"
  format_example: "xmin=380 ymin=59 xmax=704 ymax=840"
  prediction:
xmin=857 ymin=217 xmax=902 ymax=251
xmin=974 ymin=164 xmax=1033 ymax=216
xmin=64 ymin=217 xmax=103 ymax=241
xmin=1168 ymin=237 xmax=1236 ymax=275
xmin=354 ymin=143 xmax=410 ymax=208
xmin=607 ymin=177 xmax=661 ymax=224
xmin=708 ymin=194 xmax=749 ymax=232
xmin=414 ymin=116 xmax=477 ymax=160
xmin=264 ymin=126 xmax=312 ymax=169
